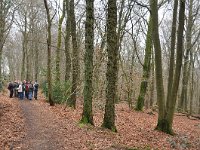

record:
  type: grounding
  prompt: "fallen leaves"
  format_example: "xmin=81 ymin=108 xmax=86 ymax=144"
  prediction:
xmin=0 ymin=94 xmax=25 ymax=149
xmin=0 ymin=92 xmax=199 ymax=150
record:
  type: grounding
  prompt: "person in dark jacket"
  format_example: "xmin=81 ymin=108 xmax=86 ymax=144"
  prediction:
xmin=13 ymin=81 xmax=19 ymax=97
xmin=22 ymin=80 xmax=26 ymax=99
xmin=8 ymin=81 xmax=14 ymax=98
xmin=28 ymin=81 xmax=34 ymax=100
xmin=33 ymin=81 xmax=39 ymax=100
xmin=25 ymin=81 xmax=29 ymax=99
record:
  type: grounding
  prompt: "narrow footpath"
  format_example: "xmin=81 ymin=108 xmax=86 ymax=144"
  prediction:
xmin=19 ymin=99 xmax=65 ymax=150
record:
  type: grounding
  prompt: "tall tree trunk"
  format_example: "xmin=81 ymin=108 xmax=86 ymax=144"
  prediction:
xmin=25 ymin=40 xmax=29 ymax=80
xmin=0 ymin=0 xmax=7 ymax=83
xmin=21 ymin=13 xmax=28 ymax=80
xmin=80 ymin=0 xmax=94 ymax=125
xmin=21 ymin=32 xmax=26 ymax=81
xmin=34 ymin=34 xmax=39 ymax=81
xmin=67 ymin=0 xmax=79 ymax=108
xmin=136 ymin=17 xmax=152 ymax=111
xmin=149 ymin=49 xmax=155 ymax=108
xmin=179 ymin=0 xmax=193 ymax=112
xmin=102 ymin=0 xmax=117 ymax=132
xmin=166 ymin=0 xmax=178 ymax=108
xmin=150 ymin=0 xmax=166 ymax=132
xmin=64 ymin=0 xmax=71 ymax=82
xmin=0 ymin=0 xmax=4 ymax=82
xmin=165 ymin=0 xmax=185 ymax=134
xmin=56 ymin=0 xmax=66 ymax=82
xmin=44 ymin=0 xmax=54 ymax=106
xmin=189 ymin=52 xmax=194 ymax=115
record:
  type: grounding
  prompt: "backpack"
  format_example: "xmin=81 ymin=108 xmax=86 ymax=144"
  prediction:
xmin=8 ymin=83 xmax=13 ymax=90
xmin=34 ymin=83 xmax=39 ymax=90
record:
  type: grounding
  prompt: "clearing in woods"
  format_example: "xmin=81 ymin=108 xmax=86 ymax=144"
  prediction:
xmin=0 ymin=92 xmax=200 ymax=150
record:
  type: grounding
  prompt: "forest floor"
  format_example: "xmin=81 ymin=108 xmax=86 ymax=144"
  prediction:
xmin=0 ymin=91 xmax=200 ymax=150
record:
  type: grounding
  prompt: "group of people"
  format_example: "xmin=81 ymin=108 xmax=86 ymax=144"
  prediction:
xmin=7 ymin=80 xmax=39 ymax=100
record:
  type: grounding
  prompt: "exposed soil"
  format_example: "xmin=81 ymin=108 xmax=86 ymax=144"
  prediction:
xmin=0 ymin=91 xmax=199 ymax=150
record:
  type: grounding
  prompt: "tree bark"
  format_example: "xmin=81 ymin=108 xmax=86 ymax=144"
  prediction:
xmin=136 ymin=17 xmax=152 ymax=111
xmin=165 ymin=0 xmax=185 ymax=134
xmin=150 ymin=0 xmax=166 ymax=132
xmin=67 ymin=0 xmax=79 ymax=108
xmin=189 ymin=52 xmax=194 ymax=115
xmin=179 ymin=0 xmax=193 ymax=112
xmin=149 ymin=49 xmax=155 ymax=108
xmin=34 ymin=32 xmax=39 ymax=81
xmin=0 ymin=0 xmax=10 ymax=82
xmin=80 ymin=0 xmax=94 ymax=125
xmin=56 ymin=0 xmax=66 ymax=82
xmin=44 ymin=0 xmax=54 ymax=106
xmin=64 ymin=0 xmax=71 ymax=82
xmin=166 ymin=0 xmax=178 ymax=108
xmin=102 ymin=0 xmax=117 ymax=132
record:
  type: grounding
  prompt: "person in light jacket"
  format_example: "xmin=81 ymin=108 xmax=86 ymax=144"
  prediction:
xmin=18 ymin=82 xmax=23 ymax=100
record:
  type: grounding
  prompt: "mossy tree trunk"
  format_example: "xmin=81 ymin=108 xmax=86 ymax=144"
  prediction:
xmin=56 ymin=0 xmax=66 ymax=83
xmin=26 ymin=41 xmax=30 ymax=81
xmin=189 ymin=52 xmax=194 ymax=115
xmin=151 ymin=0 xmax=185 ymax=135
xmin=21 ymin=32 xmax=26 ymax=80
xmin=150 ymin=0 xmax=166 ymax=132
xmin=0 ymin=0 xmax=11 ymax=82
xmin=64 ymin=0 xmax=71 ymax=82
xmin=102 ymin=0 xmax=117 ymax=132
xmin=166 ymin=0 xmax=178 ymax=108
xmin=44 ymin=0 xmax=54 ymax=106
xmin=179 ymin=0 xmax=193 ymax=112
xmin=80 ymin=0 xmax=94 ymax=125
xmin=34 ymin=29 xmax=39 ymax=81
xmin=165 ymin=0 xmax=185 ymax=134
xmin=149 ymin=50 xmax=155 ymax=108
xmin=67 ymin=0 xmax=79 ymax=108
xmin=136 ymin=17 xmax=152 ymax=111
xmin=0 ymin=8 xmax=4 ymax=81
xmin=21 ymin=13 xmax=28 ymax=80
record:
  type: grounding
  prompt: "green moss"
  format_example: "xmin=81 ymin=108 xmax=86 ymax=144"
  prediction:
xmin=155 ymin=119 xmax=174 ymax=135
xmin=80 ymin=116 xmax=89 ymax=124
xmin=135 ymin=95 xmax=144 ymax=111
xmin=78 ymin=123 xmax=86 ymax=128
xmin=102 ymin=122 xmax=117 ymax=132
xmin=111 ymin=126 xmax=117 ymax=132
xmin=80 ymin=115 xmax=94 ymax=126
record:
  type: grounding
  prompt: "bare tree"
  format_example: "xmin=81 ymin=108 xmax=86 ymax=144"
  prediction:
xmin=102 ymin=0 xmax=118 ymax=132
xmin=43 ymin=0 xmax=55 ymax=106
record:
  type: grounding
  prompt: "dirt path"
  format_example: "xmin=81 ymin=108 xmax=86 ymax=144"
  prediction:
xmin=19 ymin=100 xmax=65 ymax=150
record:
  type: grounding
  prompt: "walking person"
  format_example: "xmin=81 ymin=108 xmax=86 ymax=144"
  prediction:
xmin=22 ymin=80 xmax=26 ymax=99
xmin=18 ymin=82 xmax=23 ymax=100
xmin=33 ymin=81 xmax=39 ymax=100
xmin=7 ymin=81 xmax=14 ymax=98
xmin=25 ymin=81 xmax=29 ymax=99
xmin=28 ymin=81 xmax=34 ymax=100
xmin=13 ymin=81 xmax=19 ymax=97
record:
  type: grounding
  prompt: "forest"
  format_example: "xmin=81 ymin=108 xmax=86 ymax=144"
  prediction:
xmin=0 ymin=0 xmax=200 ymax=149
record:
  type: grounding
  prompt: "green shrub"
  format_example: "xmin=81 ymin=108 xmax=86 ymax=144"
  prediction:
xmin=42 ymin=80 xmax=48 ymax=97
xmin=52 ymin=81 xmax=71 ymax=104
xmin=42 ymin=80 xmax=71 ymax=104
